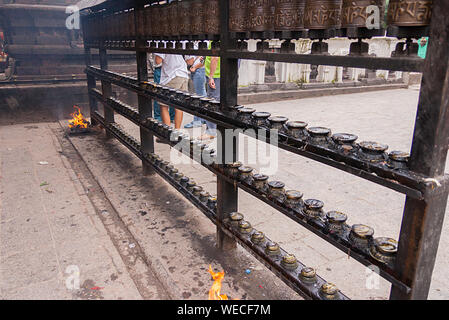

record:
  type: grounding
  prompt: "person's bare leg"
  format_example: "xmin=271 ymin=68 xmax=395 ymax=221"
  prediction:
xmin=160 ymin=105 xmax=171 ymax=125
xmin=174 ymin=109 xmax=183 ymax=129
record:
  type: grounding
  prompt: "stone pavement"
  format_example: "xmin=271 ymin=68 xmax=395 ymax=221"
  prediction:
xmin=101 ymin=86 xmax=448 ymax=300
xmin=0 ymin=123 xmax=168 ymax=299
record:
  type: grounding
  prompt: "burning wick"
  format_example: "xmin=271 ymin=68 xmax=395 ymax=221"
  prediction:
xmin=208 ymin=265 xmax=229 ymax=300
xmin=68 ymin=106 xmax=89 ymax=129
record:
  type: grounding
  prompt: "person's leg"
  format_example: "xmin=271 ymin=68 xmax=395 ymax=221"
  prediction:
xmin=174 ymin=77 xmax=189 ymax=129
xmin=153 ymin=66 xmax=162 ymax=121
xmin=174 ymin=109 xmax=183 ymax=129
xmin=160 ymin=104 xmax=171 ymax=125
xmin=199 ymin=76 xmax=219 ymax=139
xmin=169 ymin=107 xmax=176 ymax=123
xmin=185 ymin=69 xmax=206 ymax=128
xmin=153 ymin=102 xmax=161 ymax=121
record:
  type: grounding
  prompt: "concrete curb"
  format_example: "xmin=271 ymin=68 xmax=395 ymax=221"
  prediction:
xmin=237 ymin=83 xmax=409 ymax=105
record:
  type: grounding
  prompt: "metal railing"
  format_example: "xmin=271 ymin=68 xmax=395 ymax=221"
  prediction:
xmin=81 ymin=0 xmax=449 ymax=300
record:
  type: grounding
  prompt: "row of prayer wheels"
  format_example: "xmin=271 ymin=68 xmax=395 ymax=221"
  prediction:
xmin=83 ymin=0 xmax=432 ymax=42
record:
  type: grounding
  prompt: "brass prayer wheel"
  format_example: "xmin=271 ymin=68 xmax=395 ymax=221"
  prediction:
xmin=304 ymin=199 xmax=324 ymax=219
xmin=331 ymin=133 xmax=358 ymax=153
xmin=207 ymin=196 xmax=217 ymax=210
xmin=135 ymin=8 xmax=146 ymax=38
xmin=168 ymin=1 xmax=179 ymax=36
xmin=251 ymin=230 xmax=266 ymax=244
xmin=268 ymin=181 xmax=286 ymax=202
xmin=180 ymin=176 xmax=190 ymax=187
xmin=274 ymin=0 xmax=306 ymax=31
xmin=281 ymin=253 xmax=299 ymax=270
xmin=178 ymin=0 xmax=191 ymax=36
xmin=341 ymin=0 xmax=385 ymax=28
xmin=238 ymin=107 xmax=256 ymax=123
xmin=387 ymin=0 xmax=432 ymax=27
xmin=238 ymin=220 xmax=253 ymax=234
xmin=252 ymin=112 xmax=272 ymax=127
xmin=320 ymin=282 xmax=340 ymax=300
xmin=238 ymin=166 xmax=254 ymax=185
xmin=226 ymin=161 xmax=243 ymax=179
xmin=307 ymin=127 xmax=332 ymax=144
xmin=191 ymin=0 xmax=205 ymax=35
xmin=204 ymin=0 xmax=220 ymax=35
xmin=325 ymin=211 xmax=348 ymax=234
xmin=369 ymin=237 xmax=398 ymax=264
xmin=153 ymin=5 xmax=165 ymax=37
xmin=299 ymin=267 xmax=317 ymax=283
xmin=304 ymin=0 xmax=343 ymax=30
xmin=253 ymin=173 xmax=269 ymax=193
xmin=286 ymin=121 xmax=308 ymax=139
xmin=143 ymin=6 xmax=152 ymax=38
xmin=160 ymin=5 xmax=170 ymax=37
xmin=247 ymin=0 xmax=276 ymax=33
xmin=229 ymin=212 xmax=245 ymax=227
xmin=358 ymin=141 xmax=388 ymax=161
xmin=268 ymin=116 xmax=289 ymax=131
xmin=387 ymin=150 xmax=410 ymax=169
xmin=200 ymin=190 xmax=211 ymax=202
xmin=285 ymin=190 xmax=304 ymax=210
xmin=349 ymin=224 xmax=374 ymax=248
xmin=265 ymin=241 xmax=281 ymax=256
xmin=127 ymin=10 xmax=136 ymax=39
xmin=186 ymin=180 xmax=197 ymax=192
xmin=230 ymin=0 xmax=249 ymax=32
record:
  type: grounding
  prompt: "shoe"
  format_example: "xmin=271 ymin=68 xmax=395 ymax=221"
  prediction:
xmin=197 ymin=134 xmax=216 ymax=141
xmin=156 ymin=137 xmax=169 ymax=144
xmin=184 ymin=121 xmax=203 ymax=129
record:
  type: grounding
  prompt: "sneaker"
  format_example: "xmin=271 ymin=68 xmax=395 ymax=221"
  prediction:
xmin=156 ymin=137 xmax=169 ymax=144
xmin=184 ymin=121 xmax=203 ymax=129
xmin=197 ymin=133 xmax=216 ymax=141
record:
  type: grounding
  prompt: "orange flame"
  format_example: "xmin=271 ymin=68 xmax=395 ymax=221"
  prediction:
xmin=68 ymin=106 xmax=89 ymax=129
xmin=208 ymin=265 xmax=229 ymax=300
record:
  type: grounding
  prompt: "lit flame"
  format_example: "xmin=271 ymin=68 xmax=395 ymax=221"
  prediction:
xmin=208 ymin=265 xmax=229 ymax=300
xmin=68 ymin=106 xmax=89 ymax=129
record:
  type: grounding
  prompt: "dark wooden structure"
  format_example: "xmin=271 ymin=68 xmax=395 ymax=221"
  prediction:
xmin=0 ymin=0 xmax=137 ymax=123
xmin=81 ymin=0 xmax=449 ymax=300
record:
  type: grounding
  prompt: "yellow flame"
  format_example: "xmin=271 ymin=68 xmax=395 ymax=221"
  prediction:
xmin=68 ymin=106 xmax=89 ymax=129
xmin=208 ymin=265 xmax=229 ymax=300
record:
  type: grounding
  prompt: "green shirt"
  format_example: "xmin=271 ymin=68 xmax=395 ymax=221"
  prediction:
xmin=205 ymin=42 xmax=220 ymax=78
xmin=418 ymin=37 xmax=428 ymax=59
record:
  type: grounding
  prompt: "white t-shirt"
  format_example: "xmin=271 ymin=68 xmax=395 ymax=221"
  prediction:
xmin=154 ymin=53 xmax=189 ymax=85
xmin=185 ymin=42 xmax=205 ymax=70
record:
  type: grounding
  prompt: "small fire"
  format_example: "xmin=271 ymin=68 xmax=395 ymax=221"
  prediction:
xmin=208 ymin=265 xmax=229 ymax=300
xmin=68 ymin=106 xmax=89 ymax=129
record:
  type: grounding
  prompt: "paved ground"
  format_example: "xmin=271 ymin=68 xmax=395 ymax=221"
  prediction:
xmin=0 ymin=123 xmax=169 ymax=299
xmin=1 ymin=86 xmax=447 ymax=300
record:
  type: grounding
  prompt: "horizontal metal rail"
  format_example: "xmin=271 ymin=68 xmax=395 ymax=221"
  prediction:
xmin=90 ymin=110 xmax=350 ymax=300
xmin=84 ymin=43 xmax=423 ymax=72
xmin=89 ymin=91 xmax=411 ymax=294
xmin=225 ymin=50 xmax=424 ymax=73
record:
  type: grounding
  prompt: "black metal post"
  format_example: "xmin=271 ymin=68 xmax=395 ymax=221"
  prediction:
xmin=99 ymin=47 xmax=115 ymax=138
xmin=84 ymin=47 xmax=98 ymax=126
xmin=215 ymin=0 xmax=238 ymax=251
xmin=134 ymin=4 xmax=154 ymax=175
xmin=390 ymin=0 xmax=449 ymax=300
